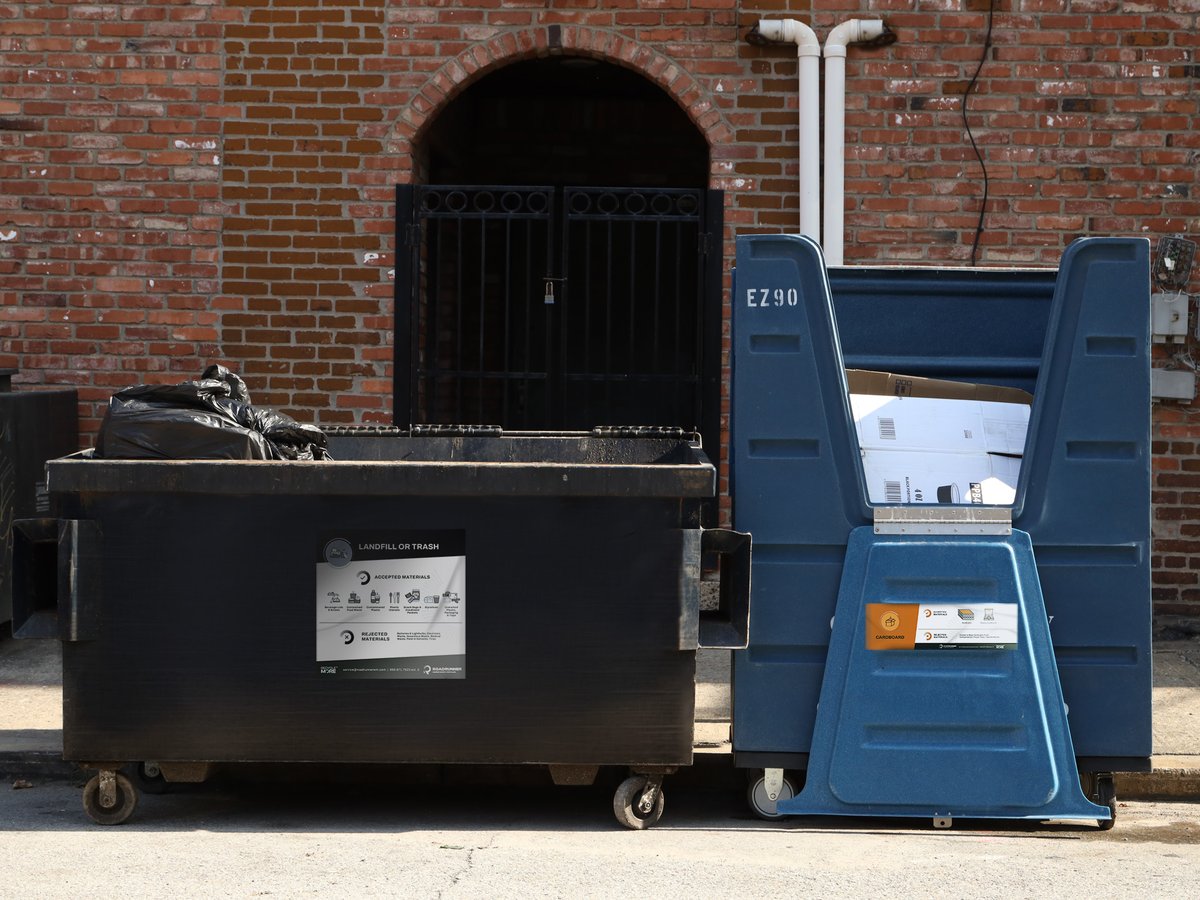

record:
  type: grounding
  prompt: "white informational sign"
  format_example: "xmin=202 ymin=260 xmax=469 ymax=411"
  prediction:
xmin=913 ymin=602 xmax=1018 ymax=650
xmin=316 ymin=531 xmax=465 ymax=679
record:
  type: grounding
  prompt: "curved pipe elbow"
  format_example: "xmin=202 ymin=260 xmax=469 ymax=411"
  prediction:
xmin=755 ymin=18 xmax=821 ymax=58
xmin=824 ymin=19 xmax=887 ymax=58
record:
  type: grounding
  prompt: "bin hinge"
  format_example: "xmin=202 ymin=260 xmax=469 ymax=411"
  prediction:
xmin=591 ymin=426 xmax=695 ymax=441
xmin=873 ymin=506 xmax=1012 ymax=535
xmin=324 ymin=424 xmax=408 ymax=438
xmin=410 ymin=424 xmax=502 ymax=437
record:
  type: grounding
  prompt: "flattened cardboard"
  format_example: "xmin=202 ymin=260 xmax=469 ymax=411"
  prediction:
xmin=847 ymin=370 xmax=1031 ymax=506
xmin=860 ymin=449 xmax=1022 ymax=506
xmin=850 ymin=394 xmax=1030 ymax=457
xmin=846 ymin=369 xmax=1033 ymax=407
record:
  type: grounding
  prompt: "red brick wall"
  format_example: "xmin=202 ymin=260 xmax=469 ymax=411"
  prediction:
xmin=221 ymin=0 xmax=392 ymax=419
xmin=2 ymin=0 xmax=1199 ymax=615
xmin=0 ymin=0 xmax=231 ymax=424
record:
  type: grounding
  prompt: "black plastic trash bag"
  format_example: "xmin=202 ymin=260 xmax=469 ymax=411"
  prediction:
xmin=95 ymin=366 xmax=329 ymax=461
xmin=200 ymin=363 xmax=250 ymax=403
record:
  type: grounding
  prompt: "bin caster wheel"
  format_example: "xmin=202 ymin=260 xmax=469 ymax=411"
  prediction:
xmin=1082 ymin=771 xmax=1117 ymax=831
xmin=1094 ymin=775 xmax=1117 ymax=831
xmin=83 ymin=771 xmax=138 ymax=826
xmin=747 ymin=774 xmax=796 ymax=820
xmin=133 ymin=761 xmax=169 ymax=795
xmin=613 ymin=776 xmax=665 ymax=830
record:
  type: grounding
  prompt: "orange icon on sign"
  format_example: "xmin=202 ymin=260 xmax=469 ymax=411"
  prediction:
xmin=865 ymin=603 xmax=918 ymax=651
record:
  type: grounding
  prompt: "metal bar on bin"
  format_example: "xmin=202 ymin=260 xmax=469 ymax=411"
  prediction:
xmin=699 ymin=528 xmax=752 ymax=650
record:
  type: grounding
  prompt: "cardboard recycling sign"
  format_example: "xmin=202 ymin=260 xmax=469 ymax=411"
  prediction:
xmin=866 ymin=602 xmax=1018 ymax=651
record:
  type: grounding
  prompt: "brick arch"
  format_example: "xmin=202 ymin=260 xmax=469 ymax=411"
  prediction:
xmin=387 ymin=26 xmax=736 ymax=185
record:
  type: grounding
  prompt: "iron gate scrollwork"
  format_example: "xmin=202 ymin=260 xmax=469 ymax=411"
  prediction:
xmin=395 ymin=184 xmax=721 ymax=452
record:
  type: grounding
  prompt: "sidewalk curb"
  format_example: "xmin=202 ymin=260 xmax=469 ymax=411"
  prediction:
xmin=1118 ymin=764 xmax=1200 ymax=801
xmin=2 ymin=750 xmax=76 ymax=783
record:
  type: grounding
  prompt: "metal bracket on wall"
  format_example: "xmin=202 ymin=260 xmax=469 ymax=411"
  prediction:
xmin=1151 ymin=367 xmax=1197 ymax=402
xmin=1151 ymin=291 xmax=1189 ymax=343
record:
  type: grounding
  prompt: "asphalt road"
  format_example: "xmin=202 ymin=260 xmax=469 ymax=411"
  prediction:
xmin=3 ymin=776 xmax=1198 ymax=899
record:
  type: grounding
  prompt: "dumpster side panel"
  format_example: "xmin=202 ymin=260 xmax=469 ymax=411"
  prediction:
xmin=730 ymin=235 xmax=864 ymax=754
xmin=1015 ymin=238 xmax=1153 ymax=758
xmin=59 ymin=491 xmax=698 ymax=767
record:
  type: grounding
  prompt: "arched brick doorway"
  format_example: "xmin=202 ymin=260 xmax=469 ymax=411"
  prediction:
xmin=395 ymin=56 xmax=722 ymax=453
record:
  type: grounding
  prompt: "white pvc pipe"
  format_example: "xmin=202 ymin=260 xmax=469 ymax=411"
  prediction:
xmin=823 ymin=19 xmax=886 ymax=266
xmin=755 ymin=19 xmax=821 ymax=243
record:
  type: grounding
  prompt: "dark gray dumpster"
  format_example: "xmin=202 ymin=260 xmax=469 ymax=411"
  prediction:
xmin=13 ymin=426 xmax=748 ymax=828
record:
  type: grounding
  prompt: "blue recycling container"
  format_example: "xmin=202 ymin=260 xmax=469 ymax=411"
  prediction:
xmin=730 ymin=235 xmax=1150 ymax=823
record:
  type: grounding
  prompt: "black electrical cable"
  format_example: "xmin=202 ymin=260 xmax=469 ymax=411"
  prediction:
xmin=963 ymin=0 xmax=996 ymax=266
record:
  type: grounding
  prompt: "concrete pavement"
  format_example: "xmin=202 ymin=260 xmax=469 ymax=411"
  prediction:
xmin=3 ymin=628 xmax=1199 ymax=799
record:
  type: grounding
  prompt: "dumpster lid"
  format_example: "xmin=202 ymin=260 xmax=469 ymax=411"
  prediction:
xmin=46 ymin=429 xmax=716 ymax=499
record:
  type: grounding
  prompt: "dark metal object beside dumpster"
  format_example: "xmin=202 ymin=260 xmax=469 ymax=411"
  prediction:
xmin=13 ymin=427 xmax=749 ymax=829
xmin=1 ymin=370 xmax=77 ymax=627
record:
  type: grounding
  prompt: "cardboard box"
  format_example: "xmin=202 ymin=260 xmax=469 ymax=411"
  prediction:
xmin=846 ymin=369 xmax=1032 ymax=406
xmin=850 ymin=394 xmax=1029 ymax=457
xmin=848 ymin=369 xmax=1031 ymax=506
xmin=860 ymin=450 xmax=1022 ymax=506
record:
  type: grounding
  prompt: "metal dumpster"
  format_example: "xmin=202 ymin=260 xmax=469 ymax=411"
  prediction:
xmin=12 ymin=426 xmax=749 ymax=828
xmin=730 ymin=235 xmax=1151 ymax=825
xmin=1 ymin=370 xmax=78 ymax=626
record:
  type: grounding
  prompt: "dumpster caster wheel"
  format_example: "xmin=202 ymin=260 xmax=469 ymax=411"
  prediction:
xmin=83 ymin=771 xmax=138 ymax=826
xmin=132 ymin=761 xmax=169 ymax=795
xmin=613 ymin=776 xmax=665 ymax=830
xmin=1082 ymin=772 xmax=1117 ymax=830
xmin=747 ymin=774 xmax=796 ymax=820
xmin=1095 ymin=775 xmax=1117 ymax=831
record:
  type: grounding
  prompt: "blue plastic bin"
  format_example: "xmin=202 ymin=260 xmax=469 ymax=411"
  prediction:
xmin=730 ymin=235 xmax=1151 ymax=822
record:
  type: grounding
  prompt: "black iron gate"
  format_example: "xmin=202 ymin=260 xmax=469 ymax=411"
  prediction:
xmin=395 ymin=185 xmax=722 ymax=452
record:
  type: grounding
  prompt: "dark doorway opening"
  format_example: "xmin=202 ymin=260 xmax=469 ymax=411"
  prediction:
xmin=419 ymin=57 xmax=708 ymax=188
xmin=396 ymin=58 xmax=720 ymax=455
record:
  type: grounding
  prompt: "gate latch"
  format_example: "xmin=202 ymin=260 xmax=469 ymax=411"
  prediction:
xmin=543 ymin=276 xmax=565 ymax=305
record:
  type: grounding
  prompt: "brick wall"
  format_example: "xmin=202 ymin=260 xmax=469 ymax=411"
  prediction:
xmin=2 ymin=0 xmax=1199 ymax=616
xmin=221 ymin=0 xmax=392 ymax=419
xmin=0 ymin=0 xmax=231 ymax=425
